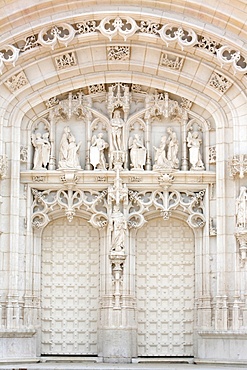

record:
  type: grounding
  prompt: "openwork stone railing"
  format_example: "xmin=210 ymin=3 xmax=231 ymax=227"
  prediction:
xmin=1 ymin=16 xmax=247 ymax=74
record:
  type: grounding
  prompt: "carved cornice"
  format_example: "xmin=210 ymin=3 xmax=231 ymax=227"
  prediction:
xmin=21 ymin=169 xmax=216 ymax=188
xmin=1 ymin=16 xmax=246 ymax=75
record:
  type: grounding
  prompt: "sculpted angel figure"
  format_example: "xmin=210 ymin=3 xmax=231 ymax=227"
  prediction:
xmin=129 ymin=134 xmax=146 ymax=170
xmin=90 ymin=132 xmax=109 ymax=170
xmin=58 ymin=126 xmax=81 ymax=169
xmin=111 ymin=110 xmax=124 ymax=151
xmin=31 ymin=131 xmax=51 ymax=170
xmin=187 ymin=130 xmax=205 ymax=170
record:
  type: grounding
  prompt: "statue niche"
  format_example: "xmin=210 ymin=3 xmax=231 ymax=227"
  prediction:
xmin=58 ymin=126 xmax=81 ymax=169
xmin=110 ymin=109 xmax=124 ymax=152
xmin=187 ymin=130 xmax=205 ymax=171
xmin=128 ymin=134 xmax=146 ymax=170
xmin=31 ymin=119 xmax=51 ymax=170
xmin=90 ymin=132 xmax=109 ymax=170
xmin=153 ymin=127 xmax=179 ymax=171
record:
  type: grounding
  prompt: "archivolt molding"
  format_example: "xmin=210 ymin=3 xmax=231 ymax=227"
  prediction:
xmin=1 ymin=15 xmax=247 ymax=75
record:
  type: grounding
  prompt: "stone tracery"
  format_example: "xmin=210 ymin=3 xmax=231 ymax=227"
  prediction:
xmin=1 ymin=15 xmax=247 ymax=75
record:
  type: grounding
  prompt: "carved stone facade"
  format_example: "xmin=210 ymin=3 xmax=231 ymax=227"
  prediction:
xmin=1 ymin=0 xmax=247 ymax=366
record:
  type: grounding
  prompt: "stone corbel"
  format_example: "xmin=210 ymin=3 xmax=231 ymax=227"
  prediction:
xmin=235 ymin=230 xmax=247 ymax=265
xmin=229 ymin=154 xmax=247 ymax=179
xmin=60 ymin=169 xmax=79 ymax=187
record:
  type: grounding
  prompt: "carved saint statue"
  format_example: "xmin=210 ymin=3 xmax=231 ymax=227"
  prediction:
xmin=153 ymin=135 xmax=167 ymax=166
xmin=236 ymin=186 xmax=247 ymax=229
xmin=90 ymin=133 xmax=109 ymax=170
xmin=58 ymin=126 xmax=81 ymax=169
xmin=167 ymin=127 xmax=179 ymax=169
xmin=31 ymin=131 xmax=51 ymax=170
xmin=129 ymin=134 xmax=146 ymax=170
xmin=187 ymin=131 xmax=205 ymax=170
xmin=111 ymin=110 xmax=124 ymax=151
xmin=110 ymin=206 xmax=127 ymax=252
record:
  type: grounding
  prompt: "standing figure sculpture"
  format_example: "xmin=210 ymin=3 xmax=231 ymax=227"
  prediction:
xmin=167 ymin=127 xmax=179 ymax=169
xmin=153 ymin=135 xmax=167 ymax=166
xmin=110 ymin=205 xmax=127 ymax=252
xmin=58 ymin=126 xmax=81 ymax=169
xmin=31 ymin=131 xmax=51 ymax=170
xmin=236 ymin=186 xmax=247 ymax=229
xmin=187 ymin=131 xmax=205 ymax=170
xmin=111 ymin=110 xmax=124 ymax=151
xmin=90 ymin=133 xmax=109 ymax=170
xmin=42 ymin=132 xmax=51 ymax=168
xmin=129 ymin=134 xmax=146 ymax=170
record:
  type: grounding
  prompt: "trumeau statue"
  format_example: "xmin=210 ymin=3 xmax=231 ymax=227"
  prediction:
xmin=31 ymin=131 xmax=51 ymax=170
xmin=129 ymin=134 xmax=146 ymax=170
xmin=110 ymin=205 xmax=127 ymax=252
xmin=90 ymin=132 xmax=109 ymax=170
xmin=187 ymin=130 xmax=205 ymax=170
xmin=58 ymin=126 xmax=81 ymax=169
xmin=110 ymin=109 xmax=124 ymax=151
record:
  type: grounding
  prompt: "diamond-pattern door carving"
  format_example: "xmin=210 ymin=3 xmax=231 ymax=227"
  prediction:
xmin=41 ymin=217 xmax=99 ymax=355
xmin=136 ymin=217 xmax=194 ymax=357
